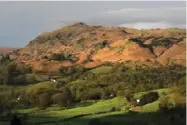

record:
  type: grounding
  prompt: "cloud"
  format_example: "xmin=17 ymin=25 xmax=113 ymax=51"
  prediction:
xmin=119 ymin=22 xmax=185 ymax=29
xmin=90 ymin=5 xmax=186 ymax=29
xmin=105 ymin=7 xmax=185 ymax=14
xmin=106 ymin=8 xmax=143 ymax=14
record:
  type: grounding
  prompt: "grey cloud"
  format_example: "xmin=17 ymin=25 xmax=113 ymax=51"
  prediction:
xmin=86 ymin=6 xmax=186 ymax=27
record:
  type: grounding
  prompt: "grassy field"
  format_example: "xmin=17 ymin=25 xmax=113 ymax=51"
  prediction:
xmin=15 ymin=97 xmax=125 ymax=124
xmin=0 ymin=88 xmax=185 ymax=125
xmin=16 ymin=89 xmax=166 ymax=124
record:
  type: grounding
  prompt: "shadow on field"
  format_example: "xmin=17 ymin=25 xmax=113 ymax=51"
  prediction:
xmin=65 ymin=101 xmax=94 ymax=110
xmin=5 ymin=107 xmax=185 ymax=125
xmin=64 ymin=108 xmax=186 ymax=125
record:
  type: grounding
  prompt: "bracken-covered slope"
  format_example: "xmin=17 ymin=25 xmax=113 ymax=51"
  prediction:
xmin=12 ymin=22 xmax=186 ymax=73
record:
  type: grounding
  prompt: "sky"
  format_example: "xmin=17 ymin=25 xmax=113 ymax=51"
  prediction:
xmin=0 ymin=1 xmax=186 ymax=47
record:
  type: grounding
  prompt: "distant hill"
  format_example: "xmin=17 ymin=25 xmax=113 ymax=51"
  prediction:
xmin=0 ymin=47 xmax=17 ymax=54
xmin=12 ymin=22 xmax=186 ymax=73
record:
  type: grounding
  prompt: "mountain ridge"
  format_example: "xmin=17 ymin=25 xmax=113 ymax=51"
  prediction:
xmin=11 ymin=23 xmax=186 ymax=73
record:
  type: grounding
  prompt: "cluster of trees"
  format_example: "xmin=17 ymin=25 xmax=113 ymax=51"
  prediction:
xmin=125 ymin=91 xmax=159 ymax=107
xmin=0 ymin=58 xmax=185 ymax=111
xmin=138 ymin=92 xmax=159 ymax=106
xmin=31 ymin=63 xmax=183 ymax=106
xmin=61 ymin=63 xmax=185 ymax=101
xmin=0 ymin=87 xmax=73 ymax=110
xmin=0 ymin=54 xmax=11 ymax=64
xmin=0 ymin=56 xmax=33 ymax=85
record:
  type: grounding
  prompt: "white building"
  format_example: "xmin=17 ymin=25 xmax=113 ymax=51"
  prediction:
xmin=137 ymin=99 xmax=140 ymax=104
xmin=51 ymin=79 xmax=57 ymax=83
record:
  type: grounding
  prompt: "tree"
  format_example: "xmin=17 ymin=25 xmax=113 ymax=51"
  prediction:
xmin=26 ymin=74 xmax=37 ymax=84
xmin=12 ymin=75 xmax=26 ymax=85
xmin=101 ymin=88 xmax=111 ymax=99
xmin=30 ymin=94 xmax=38 ymax=106
xmin=38 ymin=93 xmax=51 ymax=110
xmin=52 ymin=88 xmax=72 ymax=107
xmin=172 ymin=76 xmax=186 ymax=96
xmin=82 ymin=88 xmax=102 ymax=100
xmin=17 ymin=65 xmax=32 ymax=74
xmin=7 ymin=63 xmax=17 ymax=74
xmin=0 ymin=67 xmax=10 ymax=85
xmin=125 ymin=90 xmax=134 ymax=102
xmin=139 ymin=92 xmax=159 ymax=106
xmin=0 ymin=90 xmax=15 ymax=111
xmin=0 ymin=54 xmax=11 ymax=64
xmin=116 ymin=90 xmax=126 ymax=97
xmin=52 ymin=93 xmax=67 ymax=107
